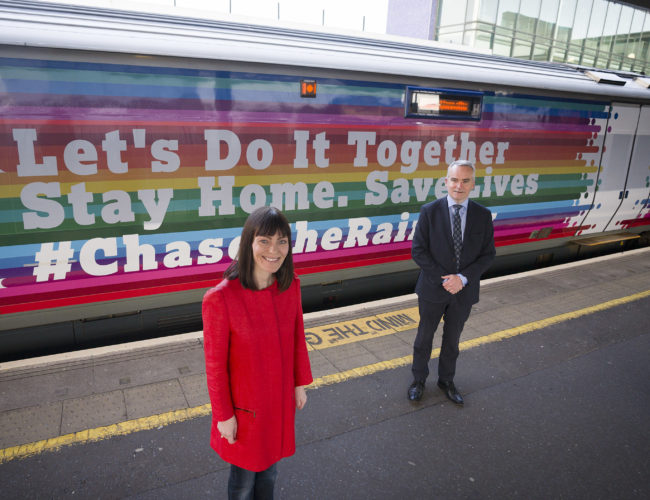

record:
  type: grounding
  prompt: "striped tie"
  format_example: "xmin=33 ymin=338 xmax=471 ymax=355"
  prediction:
xmin=452 ymin=204 xmax=462 ymax=272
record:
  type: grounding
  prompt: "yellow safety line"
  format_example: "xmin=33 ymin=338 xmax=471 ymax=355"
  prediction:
xmin=1 ymin=289 xmax=648 ymax=464
xmin=0 ymin=404 xmax=211 ymax=464
xmin=310 ymin=289 xmax=650 ymax=387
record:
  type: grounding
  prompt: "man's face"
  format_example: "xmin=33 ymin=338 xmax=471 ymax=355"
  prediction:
xmin=445 ymin=165 xmax=475 ymax=203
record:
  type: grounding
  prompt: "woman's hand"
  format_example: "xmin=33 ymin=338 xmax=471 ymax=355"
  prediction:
xmin=217 ymin=415 xmax=237 ymax=444
xmin=295 ymin=386 xmax=307 ymax=410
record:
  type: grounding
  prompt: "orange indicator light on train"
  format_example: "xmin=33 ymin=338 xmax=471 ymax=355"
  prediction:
xmin=301 ymin=79 xmax=317 ymax=98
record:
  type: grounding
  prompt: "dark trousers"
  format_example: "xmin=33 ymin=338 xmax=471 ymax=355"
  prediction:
xmin=228 ymin=463 xmax=277 ymax=500
xmin=412 ymin=296 xmax=472 ymax=383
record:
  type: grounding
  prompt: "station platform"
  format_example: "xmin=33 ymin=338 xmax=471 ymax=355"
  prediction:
xmin=0 ymin=248 xmax=649 ymax=499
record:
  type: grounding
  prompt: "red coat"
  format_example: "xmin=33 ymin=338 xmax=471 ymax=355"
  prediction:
xmin=202 ymin=275 xmax=313 ymax=472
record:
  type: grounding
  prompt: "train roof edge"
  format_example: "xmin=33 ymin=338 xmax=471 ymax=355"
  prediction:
xmin=0 ymin=0 xmax=649 ymax=102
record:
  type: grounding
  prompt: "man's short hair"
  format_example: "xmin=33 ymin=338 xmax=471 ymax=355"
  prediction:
xmin=447 ymin=160 xmax=476 ymax=178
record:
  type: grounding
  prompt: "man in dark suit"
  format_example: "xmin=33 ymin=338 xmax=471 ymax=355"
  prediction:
xmin=408 ymin=160 xmax=495 ymax=405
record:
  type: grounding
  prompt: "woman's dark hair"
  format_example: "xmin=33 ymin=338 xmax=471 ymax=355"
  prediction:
xmin=224 ymin=206 xmax=294 ymax=291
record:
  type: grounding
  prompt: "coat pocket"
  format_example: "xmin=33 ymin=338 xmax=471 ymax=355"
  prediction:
xmin=234 ymin=406 xmax=256 ymax=418
xmin=233 ymin=406 xmax=257 ymax=445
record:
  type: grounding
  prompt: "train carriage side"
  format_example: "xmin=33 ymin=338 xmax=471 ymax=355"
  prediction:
xmin=0 ymin=1 xmax=648 ymax=358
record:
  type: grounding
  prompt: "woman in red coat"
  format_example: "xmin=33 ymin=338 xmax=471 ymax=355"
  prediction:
xmin=203 ymin=206 xmax=313 ymax=499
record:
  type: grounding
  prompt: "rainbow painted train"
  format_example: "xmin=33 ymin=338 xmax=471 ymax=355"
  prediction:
xmin=1 ymin=1 xmax=648 ymax=357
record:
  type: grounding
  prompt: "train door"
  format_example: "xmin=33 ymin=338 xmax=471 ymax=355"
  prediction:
xmin=577 ymin=102 xmax=642 ymax=235
xmin=609 ymin=105 xmax=650 ymax=230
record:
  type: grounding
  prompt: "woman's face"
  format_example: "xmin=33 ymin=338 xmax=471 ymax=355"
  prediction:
xmin=251 ymin=232 xmax=290 ymax=276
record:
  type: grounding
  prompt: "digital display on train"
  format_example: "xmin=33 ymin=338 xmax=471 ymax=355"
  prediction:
xmin=405 ymin=87 xmax=482 ymax=120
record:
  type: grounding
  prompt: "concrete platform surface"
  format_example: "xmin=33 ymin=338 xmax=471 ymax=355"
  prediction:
xmin=0 ymin=249 xmax=648 ymax=499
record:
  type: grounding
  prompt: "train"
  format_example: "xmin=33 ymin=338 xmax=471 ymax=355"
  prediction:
xmin=1 ymin=0 xmax=649 ymax=359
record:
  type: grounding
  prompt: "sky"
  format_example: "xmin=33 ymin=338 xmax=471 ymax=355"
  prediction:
xmin=38 ymin=0 xmax=390 ymax=34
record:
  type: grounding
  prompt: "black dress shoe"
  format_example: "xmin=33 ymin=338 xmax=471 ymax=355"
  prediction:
xmin=408 ymin=381 xmax=425 ymax=401
xmin=437 ymin=380 xmax=464 ymax=405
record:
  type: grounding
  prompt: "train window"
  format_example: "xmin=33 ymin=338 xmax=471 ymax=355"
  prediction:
xmin=405 ymin=86 xmax=482 ymax=121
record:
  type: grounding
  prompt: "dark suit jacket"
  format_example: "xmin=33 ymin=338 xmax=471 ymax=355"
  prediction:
xmin=412 ymin=197 xmax=495 ymax=305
